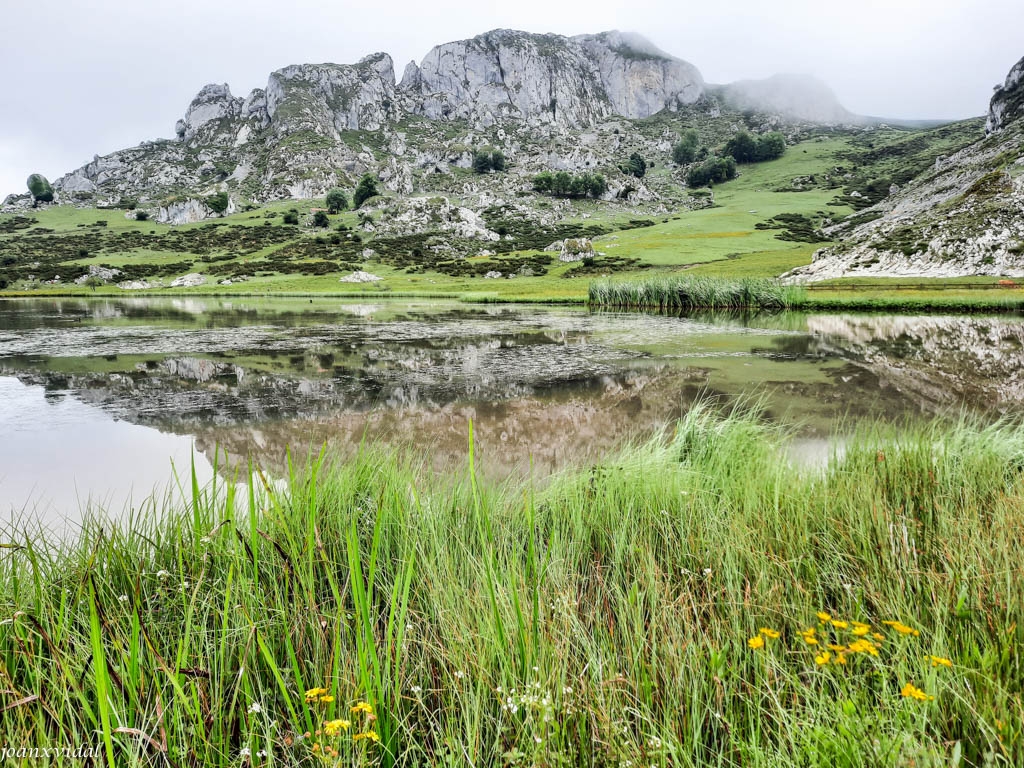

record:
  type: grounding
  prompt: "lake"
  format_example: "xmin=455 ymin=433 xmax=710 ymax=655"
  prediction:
xmin=1 ymin=297 xmax=1022 ymax=528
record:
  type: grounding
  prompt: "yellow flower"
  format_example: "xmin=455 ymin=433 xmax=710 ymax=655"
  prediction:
xmin=305 ymin=687 xmax=329 ymax=703
xmin=816 ymin=612 xmax=831 ymax=624
xmin=847 ymin=639 xmax=880 ymax=657
xmin=353 ymin=731 xmax=381 ymax=743
xmin=826 ymin=644 xmax=846 ymax=652
xmin=831 ymin=620 xmax=849 ymax=629
xmin=350 ymin=701 xmax=374 ymax=715
xmin=748 ymin=636 xmax=765 ymax=650
xmin=852 ymin=624 xmax=870 ymax=636
xmin=832 ymin=653 xmax=847 ymax=666
xmin=872 ymin=632 xmax=885 ymax=642
xmin=759 ymin=628 xmax=780 ymax=639
xmin=883 ymin=621 xmax=920 ymax=636
xmin=926 ymin=655 xmax=953 ymax=668
xmin=318 ymin=695 xmax=335 ymax=703
xmin=815 ymin=651 xmax=831 ymax=666
xmin=323 ymin=719 xmax=351 ymax=737
xmin=799 ymin=628 xmax=818 ymax=645
xmin=900 ymin=683 xmax=934 ymax=702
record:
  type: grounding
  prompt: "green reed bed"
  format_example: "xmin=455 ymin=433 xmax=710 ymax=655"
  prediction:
xmin=1 ymin=407 xmax=1022 ymax=766
xmin=589 ymin=276 xmax=806 ymax=311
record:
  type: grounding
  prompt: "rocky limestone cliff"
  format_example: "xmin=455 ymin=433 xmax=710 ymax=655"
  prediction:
xmin=987 ymin=54 xmax=1024 ymax=134
xmin=403 ymin=29 xmax=703 ymax=127
xmin=34 ymin=28 xmax=857 ymax=212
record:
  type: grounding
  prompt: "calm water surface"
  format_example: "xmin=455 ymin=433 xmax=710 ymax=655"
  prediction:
xmin=1 ymin=297 xmax=1022 ymax=527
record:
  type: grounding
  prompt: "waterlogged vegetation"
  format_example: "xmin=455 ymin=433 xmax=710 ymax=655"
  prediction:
xmin=589 ymin=276 xmax=805 ymax=310
xmin=0 ymin=406 xmax=1022 ymax=766
xmin=589 ymin=275 xmax=1024 ymax=312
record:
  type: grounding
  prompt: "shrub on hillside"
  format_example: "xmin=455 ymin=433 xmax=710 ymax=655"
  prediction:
xmin=687 ymin=156 xmax=737 ymax=187
xmin=532 ymin=171 xmax=607 ymax=199
xmin=353 ymin=175 xmax=380 ymax=208
xmin=724 ymin=131 xmax=787 ymax=163
xmin=205 ymin=192 xmax=230 ymax=214
xmin=325 ymin=188 xmax=348 ymax=213
xmin=26 ymin=174 xmax=54 ymax=205
xmin=672 ymin=129 xmax=700 ymax=164
xmin=472 ymin=148 xmax=507 ymax=174
xmin=624 ymin=152 xmax=647 ymax=178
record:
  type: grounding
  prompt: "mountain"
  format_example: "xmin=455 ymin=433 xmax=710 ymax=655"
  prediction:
xmin=46 ymin=30 xmax=703 ymax=208
xmin=786 ymin=55 xmax=1024 ymax=280
xmin=0 ymin=29 xmax=863 ymax=215
xmin=713 ymin=74 xmax=861 ymax=125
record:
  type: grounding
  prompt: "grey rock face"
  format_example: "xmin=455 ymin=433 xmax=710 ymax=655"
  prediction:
xmin=574 ymin=31 xmax=703 ymax=118
xmin=158 ymin=198 xmax=216 ymax=225
xmin=44 ymin=28 xmax=854 ymax=206
xmin=987 ymin=55 xmax=1024 ymax=133
xmin=405 ymin=29 xmax=703 ymax=127
xmin=399 ymin=60 xmax=422 ymax=90
xmin=181 ymin=84 xmax=242 ymax=141
xmin=170 ymin=273 xmax=207 ymax=288
xmin=266 ymin=53 xmax=401 ymax=135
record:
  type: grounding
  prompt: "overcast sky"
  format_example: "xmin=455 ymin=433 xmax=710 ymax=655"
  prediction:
xmin=2 ymin=0 xmax=1022 ymax=197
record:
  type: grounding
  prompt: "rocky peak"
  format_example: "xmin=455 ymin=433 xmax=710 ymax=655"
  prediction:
xmin=176 ymin=83 xmax=242 ymax=140
xmin=573 ymin=31 xmax=704 ymax=120
xmin=264 ymin=54 xmax=401 ymax=134
xmin=399 ymin=60 xmax=422 ymax=90
xmin=987 ymin=54 xmax=1024 ymax=133
xmin=405 ymin=29 xmax=704 ymax=127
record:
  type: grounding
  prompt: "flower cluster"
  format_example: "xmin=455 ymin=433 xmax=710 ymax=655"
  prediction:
xmin=301 ymin=691 xmax=380 ymax=759
xmin=900 ymin=683 xmax=934 ymax=702
xmin=749 ymin=612 xmax=953 ymax=702
xmin=304 ymin=687 xmax=334 ymax=705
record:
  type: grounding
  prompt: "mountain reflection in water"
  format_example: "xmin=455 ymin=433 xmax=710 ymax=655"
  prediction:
xmin=1 ymin=298 xmax=1021 ymax=520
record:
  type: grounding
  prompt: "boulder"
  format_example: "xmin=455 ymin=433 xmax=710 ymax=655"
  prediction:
xmin=74 ymin=265 xmax=122 ymax=284
xmin=339 ymin=270 xmax=383 ymax=283
xmin=559 ymin=238 xmax=595 ymax=262
xmin=170 ymin=273 xmax=206 ymax=288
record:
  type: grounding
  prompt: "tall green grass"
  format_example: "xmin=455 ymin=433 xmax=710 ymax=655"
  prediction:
xmin=1 ymin=408 xmax=1022 ymax=766
xmin=589 ymin=276 xmax=807 ymax=310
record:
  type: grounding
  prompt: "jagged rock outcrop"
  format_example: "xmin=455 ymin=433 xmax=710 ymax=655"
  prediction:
xmin=177 ymin=84 xmax=243 ymax=140
xmin=987 ymin=54 xmax=1024 ymax=134
xmin=40 ymin=28 xmax=856 ymax=208
xmin=265 ymin=53 xmax=402 ymax=135
xmin=406 ymin=29 xmax=703 ymax=127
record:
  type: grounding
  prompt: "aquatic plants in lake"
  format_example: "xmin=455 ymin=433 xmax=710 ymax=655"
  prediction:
xmin=588 ymin=275 xmax=806 ymax=310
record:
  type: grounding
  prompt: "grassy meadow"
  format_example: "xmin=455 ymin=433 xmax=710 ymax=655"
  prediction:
xmin=6 ymin=123 xmax=1021 ymax=310
xmin=1 ymin=406 xmax=1022 ymax=766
